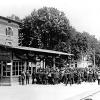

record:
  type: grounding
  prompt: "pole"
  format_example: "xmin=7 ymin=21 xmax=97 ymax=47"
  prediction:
xmin=94 ymin=48 xmax=95 ymax=68
xmin=53 ymin=56 xmax=55 ymax=70
xmin=10 ymin=51 xmax=13 ymax=86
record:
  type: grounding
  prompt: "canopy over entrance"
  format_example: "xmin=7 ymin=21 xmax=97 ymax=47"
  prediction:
xmin=1 ymin=44 xmax=73 ymax=56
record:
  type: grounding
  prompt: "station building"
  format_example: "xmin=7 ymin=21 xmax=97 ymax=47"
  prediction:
xmin=0 ymin=16 xmax=73 ymax=85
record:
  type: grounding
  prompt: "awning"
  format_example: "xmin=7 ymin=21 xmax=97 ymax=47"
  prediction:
xmin=0 ymin=44 xmax=74 ymax=56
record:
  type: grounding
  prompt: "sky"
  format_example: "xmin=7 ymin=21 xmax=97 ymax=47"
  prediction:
xmin=0 ymin=0 xmax=100 ymax=40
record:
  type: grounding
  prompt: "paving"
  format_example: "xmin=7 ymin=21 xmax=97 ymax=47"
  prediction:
xmin=0 ymin=81 xmax=100 ymax=100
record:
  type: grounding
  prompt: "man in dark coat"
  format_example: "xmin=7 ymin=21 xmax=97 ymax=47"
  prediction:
xmin=25 ymin=70 xmax=30 ymax=84
xmin=32 ymin=70 xmax=36 ymax=84
xmin=21 ymin=69 xmax=25 ymax=85
xmin=97 ymin=71 xmax=100 ymax=85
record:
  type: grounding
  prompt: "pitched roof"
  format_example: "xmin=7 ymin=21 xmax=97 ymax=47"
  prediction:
xmin=0 ymin=16 xmax=21 ymax=24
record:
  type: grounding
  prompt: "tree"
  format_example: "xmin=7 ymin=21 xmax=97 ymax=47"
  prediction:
xmin=20 ymin=7 xmax=71 ymax=52
xmin=69 ymin=29 xmax=88 ymax=60
xmin=82 ymin=32 xmax=100 ymax=66
xmin=19 ymin=7 xmax=74 ymax=68
xmin=20 ymin=7 xmax=100 ymax=67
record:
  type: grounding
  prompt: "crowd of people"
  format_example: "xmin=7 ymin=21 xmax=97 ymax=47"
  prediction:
xmin=19 ymin=67 xmax=100 ymax=85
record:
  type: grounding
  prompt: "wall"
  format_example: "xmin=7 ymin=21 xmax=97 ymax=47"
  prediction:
xmin=0 ymin=18 xmax=19 ymax=46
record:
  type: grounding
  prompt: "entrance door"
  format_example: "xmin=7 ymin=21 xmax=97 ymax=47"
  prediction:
xmin=0 ymin=61 xmax=11 ymax=85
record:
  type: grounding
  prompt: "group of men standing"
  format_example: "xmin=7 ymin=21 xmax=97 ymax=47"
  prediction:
xmin=19 ymin=67 xmax=100 ymax=85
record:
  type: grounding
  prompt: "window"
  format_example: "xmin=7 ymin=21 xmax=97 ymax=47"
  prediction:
xmin=3 ymin=61 xmax=11 ymax=77
xmin=12 ymin=61 xmax=33 ymax=76
xmin=5 ymin=27 xmax=13 ymax=46
xmin=13 ymin=61 xmax=24 ymax=76
xmin=6 ymin=27 xmax=13 ymax=36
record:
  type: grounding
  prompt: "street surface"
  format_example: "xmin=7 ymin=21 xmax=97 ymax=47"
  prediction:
xmin=0 ymin=81 xmax=100 ymax=100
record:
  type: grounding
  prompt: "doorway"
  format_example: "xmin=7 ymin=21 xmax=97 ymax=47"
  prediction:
xmin=0 ymin=61 xmax=11 ymax=85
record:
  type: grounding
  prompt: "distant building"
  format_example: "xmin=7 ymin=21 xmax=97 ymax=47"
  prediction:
xmin=76 ymin=60 xmax=92 ymax=68
xmin=71 ymin=55 xmax=92 ymax=68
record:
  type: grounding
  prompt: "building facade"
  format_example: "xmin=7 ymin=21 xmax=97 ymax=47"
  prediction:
xmin=0 ymin=16 xmax=21 ymax=85
xmin=0 ymin=16 xmax=19 ymax=46
xmin=0 ymin=16 xmax=73 ymax=85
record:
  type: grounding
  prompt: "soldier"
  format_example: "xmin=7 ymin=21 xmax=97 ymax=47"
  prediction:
xmin=36 ymin=72 xmax=39 ymax=84
xmin=92 ymin=70 xmax=96 ymax=82
xmin=51 ymin=70 xmax=55 ymax=85
xmin=21 ymin=69 xmax=25 ymax=85
xmin=37 ymin=69 xmax=42 ymax=84
xmin=54 ymin=70 xmax=59 ymax=84
xmin=25 ymin=70 xmax=30 ymax=84
xmin=87 ymin=69 xmax=90 ymax=82
xmin=36 ymin=69 xmax=42 ymax=84
xmin=88 ymin=70 xmax=93 ymax=82
xmin=40 ymin=69 xmax=43 ymax=84
xmin=74 ymin=70 xmax=78 ymax=84
xmin=68 ymin=70 xmax=72 ymax=85
xmin=41 ymin=69 xmax=45 ymax=84
xmin=83 ymin=69 xmax=88 ymax=82
xmin=59 ymin=69 xmax=63 ymax=83
xmin=65 ymin=70 xmax=70 ymax=85
xmin=62 ymin=70 xmax=67 ymax=85
xmin=45 ymin=70 xmax=49 ymax=84
xmin=70 ymin=70 xmax=74 ymax=85
xmin=97 ymin=70 xmax=100 ymax=85
xmin=61 ymin=69 xmax=65 ymax=84
xmin=77 ymin=71 xmax=81 ymax=84
xmin=32 ymin=70 xmax=36 ymax=84
xmin=19 ymin=75 xmax=22 ymax=85
xmin=48 ymin=71 xmax=52 ymax=84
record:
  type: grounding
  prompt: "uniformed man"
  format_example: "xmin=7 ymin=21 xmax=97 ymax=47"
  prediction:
xmin=32 ymin=70 xmax=36 ymax=84
xmin=25 ymin=70 xmax=30 ymax=84
xmin=54 ymin=70 xmax=59 ymax=84
xmin=45 ymin=70 xmax=49 ymax=84
xmin=97 ymin=70 xmax=100 ymax=85
xmin=48 ymin=71 xmax=52 ymax=84
xmin=21 ymin=69 xmax=25 ymax=85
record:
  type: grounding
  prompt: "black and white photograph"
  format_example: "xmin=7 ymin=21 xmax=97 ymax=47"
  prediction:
xmin=0 ymin=0 xmax=100 ymax=100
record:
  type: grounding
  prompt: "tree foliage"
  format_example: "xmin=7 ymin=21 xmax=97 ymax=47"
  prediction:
xmin=19 ymin=7 xmax=100 ymax=67
xmin=82 ymin=32 xmax=100 ymax=66
xmin=20 ymin=7 xmax=71 ymax=52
